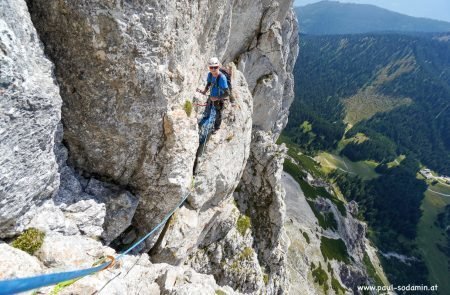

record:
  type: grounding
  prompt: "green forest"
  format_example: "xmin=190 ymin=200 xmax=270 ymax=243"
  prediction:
xmin=286 ymin=33 xmax=450 ymax=174
xmin=285 ymin=32 xmax=450 ymax=291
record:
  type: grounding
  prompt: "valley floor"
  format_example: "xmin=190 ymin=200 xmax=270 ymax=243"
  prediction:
xmin=416 ymin=182 xmax=450 ymax=293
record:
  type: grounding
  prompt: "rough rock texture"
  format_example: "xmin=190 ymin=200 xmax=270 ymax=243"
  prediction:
xmin=24 ymin=0 xmax=299 ymax=293
xmin=85 ymin=178 xmax=139 ymax=243
xmin=0 ymin=243 xmax=43 ymax=280
xmin=184 ymin=131 xmax=289 ymax=294
xmin=0 ymin=0 xmax=61 ymax=237
xmin=189 ymin=70 xmax=253 ymax=211
xmin=282 ymin=171 xmax=391 ymax=294
xmin=27 ymin=0 xmax=298 ymax=245
xmin=331 ymin=199 xmax=367 ymax=262
xmin=1 ymin=0 xmax=299 ymax=293
xmin=237 ymin=3 xmax=299 ymax=137
xmin=183 ymin=3 xmax=298 ymax=292
xmin=283 ymin=172 xmax=320 ymax=294
xmin=187 ymin=203 xmax=266 ymax=293
xmin=26 ymin=158 xmax=139 ymax=243
xmin=0 ymin=234 xmax=236 ymax=295
xmin=311 ymin=194 xmax=368 ymax=263
xmin=234 ymin=131 xmax=289 ymax=293
xmin=25 ymin=0 xmax=202 ymax=251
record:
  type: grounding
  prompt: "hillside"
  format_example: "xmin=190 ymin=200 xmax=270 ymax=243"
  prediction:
xmin=295 ymin=1 xmax=450 ymax=35
xmin=285 ymin=32 xmax=450 ymax=293
xmin=286 ymin=32 xmax=450 ymax=175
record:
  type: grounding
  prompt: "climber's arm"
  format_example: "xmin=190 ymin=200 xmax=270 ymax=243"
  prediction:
xmin=202 ymin=81 xmax=212 ymax=95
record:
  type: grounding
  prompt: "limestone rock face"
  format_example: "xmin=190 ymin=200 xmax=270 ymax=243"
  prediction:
xmin=23 ymin=162 xmax=139 ymax=244
xmin=36 ymin=234 xmax=236 ymax=295
xmin=189 ymin=70 xmax=253 ymax=210
xmin=238 ymin=6 xmax=299 ymax=137
xmin=187 ymin=211 xmax=266 ymax=293
xmin=27 ymin=0 xmax=298 ymax=245
xmin=283 ymin=171 xmax=391 ymax=294
xmin=0 ymin=0 xmax=61 ymax=237
xmin=85 ymin=178 xmax=139 ymax=243
xmin=141 ymin=68 xmax=253 ymax=256
xmin=1 ymin=0 xmax=299 ymax=293
xmin=0 ymin=234 xmax=236 ymax=295
xmin=0 ymin=243 xmax=43 ymax=280
xmin=181 ymin=131 xmax=289 ymax=294
xmin=235 ymin=131 xmax=289 ymax=293
xmin=27 ymin=0 xmax=203 ymax=243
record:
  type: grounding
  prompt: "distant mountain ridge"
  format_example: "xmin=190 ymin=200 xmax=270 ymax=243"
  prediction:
xmin=296 ymin=1 xmax=450 ymax=35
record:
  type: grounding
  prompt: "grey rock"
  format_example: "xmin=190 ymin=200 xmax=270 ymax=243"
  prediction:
xmin=1 ymin=0 xmax=301 ymax=293
xmin=27 ymin=0 xmax=209 ymax=244
xmin=314 ymin=197 xmax=332 ymax=212
xmin=189 ymin=68 xmax=253 ymax=211
xmin=54 ymin=123 xmax=69 ymax=168
xmin=121 ymin=229 xmax=137 ymax=245
xmin=158 ymin=267 xmax=236 ymax=295
xmin=236 ymin=131 xmax=289 ymax=294
xmin=28 ymin=199 xmax=79 ymax=236
xmin=318 ymin=195 xmax=367 ymax=262
xmin=0 ymin=243 xmax=43 ymax=280
xmin=339 ymin=264 xmax=368 ymax=294
xmin=282 ymin=172 xmax=318 ymax=228
xmin=36 ymin=233 xmax=114 ymax=269
xmin=187 ymin=215 xmax=265 ymax=294
xmin=34 ymin=234 xmax=236 ymax=295
xmin=64 ymin=198 xmax=106 ymax=238
xmin=0 ymin=0 xmax=61 ymax=237
xmin=139 ymin=67 xmax=253 ymax=257
xmin=238 ymin=8 xmax=299 ymax=138
xmin=53 ymin=165 xmax=139 ymax=242
xmin=348 ymin=200 xmax=360 ymax=216
xmin=283 ymin=169 xmax=390 ymax=294
xmin=85 ymin=178 xmax=139 ymax=244
xmin=335 ymin=205 xmax=367 ymax=262
xmin=199 ymin=205 xmax=239 ymax=249
xmin=150 ymin=200 xmax=240 ymax=266
xmin=27 ymin=1 xmax=298 ymax=254
xmin=54 ymin=166 xmax=83 ymax=208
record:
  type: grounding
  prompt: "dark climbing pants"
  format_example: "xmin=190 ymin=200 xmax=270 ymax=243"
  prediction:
xmin=212 ymin=100 xmax=224 ymax=130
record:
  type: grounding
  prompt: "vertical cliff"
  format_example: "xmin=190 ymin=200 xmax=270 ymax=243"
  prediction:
xmin=1 ymin=0 xmax=299 ymax=294
xmin=0 ymin=0 xmax=61 ymax=237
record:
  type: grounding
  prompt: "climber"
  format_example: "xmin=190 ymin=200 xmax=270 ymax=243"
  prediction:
xmin=197 ymin=57 xmax=233 ymax=134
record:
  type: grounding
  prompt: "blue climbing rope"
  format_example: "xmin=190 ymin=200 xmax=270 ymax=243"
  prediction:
xmin=0 ymin=188 xmax=194 ymax=295
xmin=116 ymin=189 xmax=192 ymax=260
xmin=0 ymin=262 xmax=109 ymax=295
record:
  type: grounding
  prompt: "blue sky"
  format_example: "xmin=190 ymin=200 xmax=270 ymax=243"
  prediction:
xmin=294 ymin=0 xmax=450 ymax=22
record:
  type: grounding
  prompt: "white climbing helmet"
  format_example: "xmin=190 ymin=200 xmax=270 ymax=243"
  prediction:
xmin=208 ymin=57 xmax=220 ymax=67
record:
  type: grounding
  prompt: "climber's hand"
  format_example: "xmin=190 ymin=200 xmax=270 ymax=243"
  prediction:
xmin=196 ymin=88 xmax=206 ymax=95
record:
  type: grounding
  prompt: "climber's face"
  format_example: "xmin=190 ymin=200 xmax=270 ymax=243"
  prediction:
xmin=209 ymin=65 xmax=219 ymax=76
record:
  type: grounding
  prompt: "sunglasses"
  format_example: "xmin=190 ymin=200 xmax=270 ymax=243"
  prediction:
xmin=209 ymin=66 xmax=219 ymax=70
